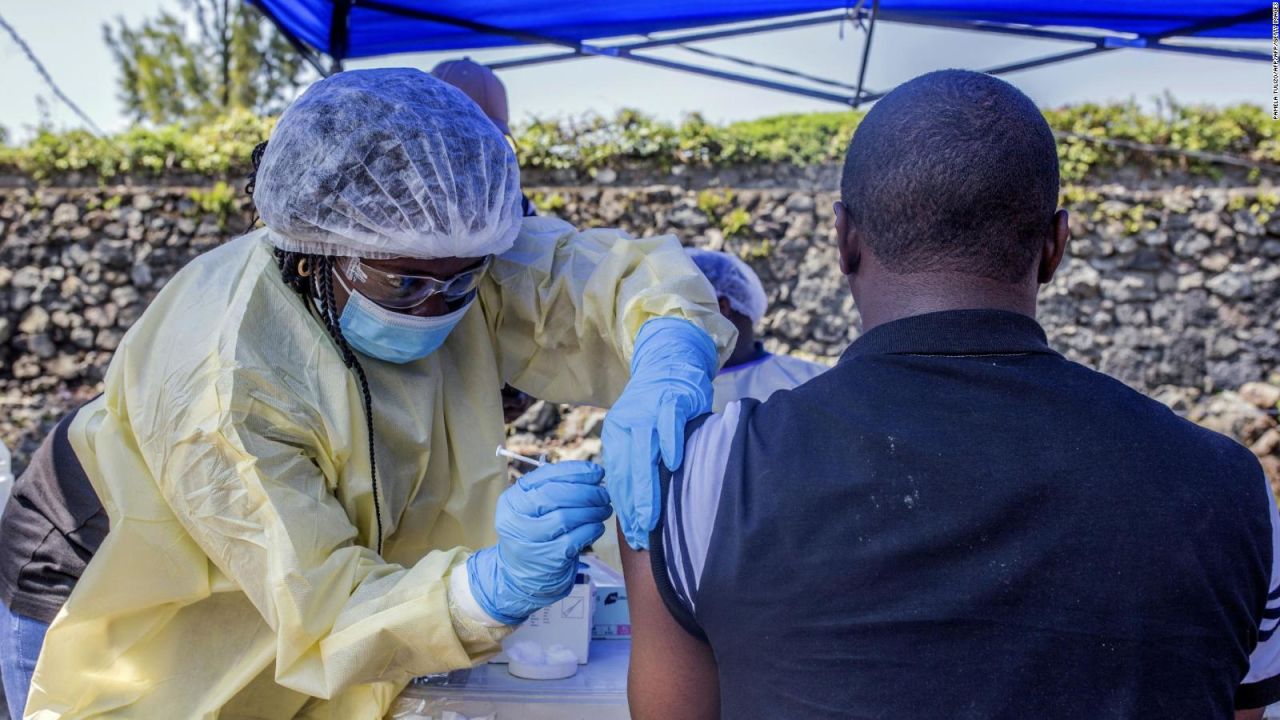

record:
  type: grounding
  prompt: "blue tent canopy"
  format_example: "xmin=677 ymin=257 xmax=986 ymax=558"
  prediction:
xmin=250 ymin=0 xmax=1270 ymax=106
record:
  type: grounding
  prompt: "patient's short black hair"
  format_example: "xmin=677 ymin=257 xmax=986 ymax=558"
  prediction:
xmin=840 ymin=70 xmax=1060 ymax=283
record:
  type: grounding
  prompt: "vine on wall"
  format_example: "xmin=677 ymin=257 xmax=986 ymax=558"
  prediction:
xmin=2 ymin=102 xmax=1275 ymax=184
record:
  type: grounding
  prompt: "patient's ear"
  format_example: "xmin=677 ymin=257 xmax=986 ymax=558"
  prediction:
xmin=835 ymin=201 xmax=860 ymax=277
xmin=1037 ymin=209 xmax=1069 ymax=284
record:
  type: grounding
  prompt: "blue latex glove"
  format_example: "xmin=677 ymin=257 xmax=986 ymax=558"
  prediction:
xmin=468 ymin=461 xmax=611 ymax=625
xmin=602 ymin=318 xmax=719 ymax=550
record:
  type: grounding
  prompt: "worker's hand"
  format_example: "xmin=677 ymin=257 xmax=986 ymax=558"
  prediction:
xmin=602 ymin=318 xmax=718 ymax=550
xmin=468 ymin=461 xmax=611 ymax=625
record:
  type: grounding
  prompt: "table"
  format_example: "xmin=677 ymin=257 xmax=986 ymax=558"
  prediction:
xmin=391 ymin=640 xmax=631 ymax=720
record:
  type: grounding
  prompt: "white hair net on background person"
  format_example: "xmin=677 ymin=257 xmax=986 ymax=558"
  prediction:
xmin=254 ymin=67 xmax=523 ymax=260
xmin=685 ymin=248 xmax=769 ymax=324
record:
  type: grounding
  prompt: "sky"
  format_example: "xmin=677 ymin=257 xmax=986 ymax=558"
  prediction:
xmin=0 ymin=0 xmax=1272 ymax=142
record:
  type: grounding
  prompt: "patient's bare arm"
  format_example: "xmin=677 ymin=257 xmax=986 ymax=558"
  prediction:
xmin=619 ymin=525 xmax=720 ymax=720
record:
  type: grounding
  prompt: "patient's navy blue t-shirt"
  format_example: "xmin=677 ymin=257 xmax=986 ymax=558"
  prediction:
xmin=653 ymin=309 xmax=1280 ymax=718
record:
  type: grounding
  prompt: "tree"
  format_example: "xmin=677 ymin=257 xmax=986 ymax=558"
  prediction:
xmin=104 ymin=0 xmax=309 ymax=125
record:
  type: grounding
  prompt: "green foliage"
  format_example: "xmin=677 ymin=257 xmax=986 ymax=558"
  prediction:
xmin=1059 ymin=186 xmax=1101 ymax=206
xmin=528 ymin=190 xmax=567 ymax=213
xmin=742 ymin=238 xmax=773 ymax=259
xmin=188 ymin=180 xmax=238 ymax=225
xmin=104 ymin=0 xmax=307 ymax=125
xmin=696 ymin=189 xmax=734 ymax=217
xmin=512 ymin=109 xmax=863 ymax=170
xmin=1229 ymin=192 xmax=1280 ymax=225
xmin=518 ymin=109 xmax=685 ymax=170
xmin=694 ymin=189 xmax=752 ymax=238
xmin=1120 ymin=205 xmax=1157 ymax=235
xmin=717 ymin=111 xmax=863 ymax=165
xmin=721 ymin=208 xmax=753 ymax=239
xmin=1042 ymin=100 xmax=1278 ymax=182
xmin=512 ymin=102 xmax=1277 ymax=181
xmin=0 ymin=110 xmax=274 ymax=180
xmin=2 ymin=101 xmax=1277 ymax=184
xmin=1088 ymin=201 xmax=1156 ymax=235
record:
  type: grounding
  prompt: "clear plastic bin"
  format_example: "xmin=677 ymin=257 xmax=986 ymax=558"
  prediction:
xmin=392 ymin=639 xmax=630 ymax=720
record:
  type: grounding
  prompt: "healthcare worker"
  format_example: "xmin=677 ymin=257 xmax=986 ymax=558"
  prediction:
xmin=429 ymin=57 xmax=539 ymax=421
xmin=687 ymin=248 xmax=827 ymax=412
xmin=9 ymin=68 xmax=733 ymax=719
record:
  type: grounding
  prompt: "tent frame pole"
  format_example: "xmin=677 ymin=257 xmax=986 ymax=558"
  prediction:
xmin=347 ymin=0 xmax=868 ymax=105
xmin=852 ymin=0 xmax=878 ymax=108
xmin=872 ymin=10 xmax=1270 ymax=62
xmin=329 ymin=0 xmax=352 ymax=73
xmin=616 ymin=53 xmax=861 ymax=105
xmin=249 ymin=0 xmax=332 ymax=77
xmin=482 ymin=9 xmax=1269 ymax=106
xmin=488 ymin=11 xmax=857 ymax=70
xmin=980 ymin=46 xmax=1114 ymax=76
xmin=255 ymin=0 xmax=1272 ymax=107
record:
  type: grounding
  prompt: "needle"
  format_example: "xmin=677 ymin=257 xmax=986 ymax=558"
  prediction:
xmin=496 ymin=445 xmax=546 ymax=469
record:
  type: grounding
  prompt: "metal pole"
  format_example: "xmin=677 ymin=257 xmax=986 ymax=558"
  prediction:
xmin=980 ymin=46 xmax=1112 ymax=76
xmin=1143 ymin=42 xmax=1269 ymax=63
xmin=291 ymin=0 xmax=1270 ymax=113
xmin=617 ymin=52 xmax=857 ymax=105
xmin=853 ymin=0 xmax=878 ymax=107
xmin=489 ymin=12 xmax=854 ymax=71
xmin=250 ymin=0 xmax=331 ymax=77
xmin=626 ymin=12 xmax=857 ymax=52
xmin=665 ymin=6 xmax=869 ymax=93
xmin=329 ymin=0 xmax=352 ymax=73
xmin=873 ymin=13 xmax=1122 ymax=45
xmin=489 ymin=50 xmax=583 ymax=71
xmin=673 ymin=43 xmax=866 ymax=92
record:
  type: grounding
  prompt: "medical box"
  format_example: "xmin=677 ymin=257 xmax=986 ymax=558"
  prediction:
xmin=581 ymin=554 xmax=630 ymax=639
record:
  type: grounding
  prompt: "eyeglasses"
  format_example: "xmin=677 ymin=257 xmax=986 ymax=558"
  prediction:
xmin=338 ymin=256 xmax=492 ymax=310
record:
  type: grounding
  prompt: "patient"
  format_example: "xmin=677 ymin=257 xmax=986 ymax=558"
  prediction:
xmin=620 ymin=70 xmax=1280 ymax=720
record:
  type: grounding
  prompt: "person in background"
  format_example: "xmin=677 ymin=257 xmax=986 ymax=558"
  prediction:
xmin=686 ymin=248 xmax=826 ymax=411
xmin=589 ymin=248 xmax=819 ymax=574
xmin=431 ymin=57 xmax=539 ymax=422
xmin=0 ymin=68 xmax=734 ymax=720
xmin=432 ymin=58 xmax=538 ymax=221
xmin=618 ymin=70 xmax=1280 ymax=719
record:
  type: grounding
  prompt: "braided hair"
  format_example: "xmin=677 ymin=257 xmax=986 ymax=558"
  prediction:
xmin=248 ymin=141 xmax=385 ymax=555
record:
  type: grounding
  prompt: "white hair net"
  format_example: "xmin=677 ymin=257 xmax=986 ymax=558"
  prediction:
xmin=254 ymin=67 xmax=522 ymax=260
xmin=686 ymin=248 xmax=768 ymax=324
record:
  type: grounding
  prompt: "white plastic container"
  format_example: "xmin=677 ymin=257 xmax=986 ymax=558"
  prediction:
xmin=489 ymin=574 xmax=593 ymax=667
xmin=505 ymin=642 xmax=578 ymax=681
xmin=0 ymin=439 xmax=13 ymax=514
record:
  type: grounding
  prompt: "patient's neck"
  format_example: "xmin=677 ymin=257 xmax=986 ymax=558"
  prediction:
xmin=853 ymin=271 xmax=1038 ymax=335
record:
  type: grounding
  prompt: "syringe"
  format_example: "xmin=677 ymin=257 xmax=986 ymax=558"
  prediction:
xmin=496 ymin=445 xmax=547 ymax=469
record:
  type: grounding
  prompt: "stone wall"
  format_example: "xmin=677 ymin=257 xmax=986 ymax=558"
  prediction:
xmin=0 ymin=186 xmax=257 ymax=472
xmin=534 ymin=183 xmax=1280 ymax=383
xmin=1 ymin=173 xmax=1278 ymax=483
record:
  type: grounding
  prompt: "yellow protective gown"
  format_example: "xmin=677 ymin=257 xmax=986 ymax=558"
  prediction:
xmin=26 ymin=216 xmax=734 ymax=720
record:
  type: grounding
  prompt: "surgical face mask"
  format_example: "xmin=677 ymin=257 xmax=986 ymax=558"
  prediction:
xmin=335 ymin=273 xmax=474 ymax=364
